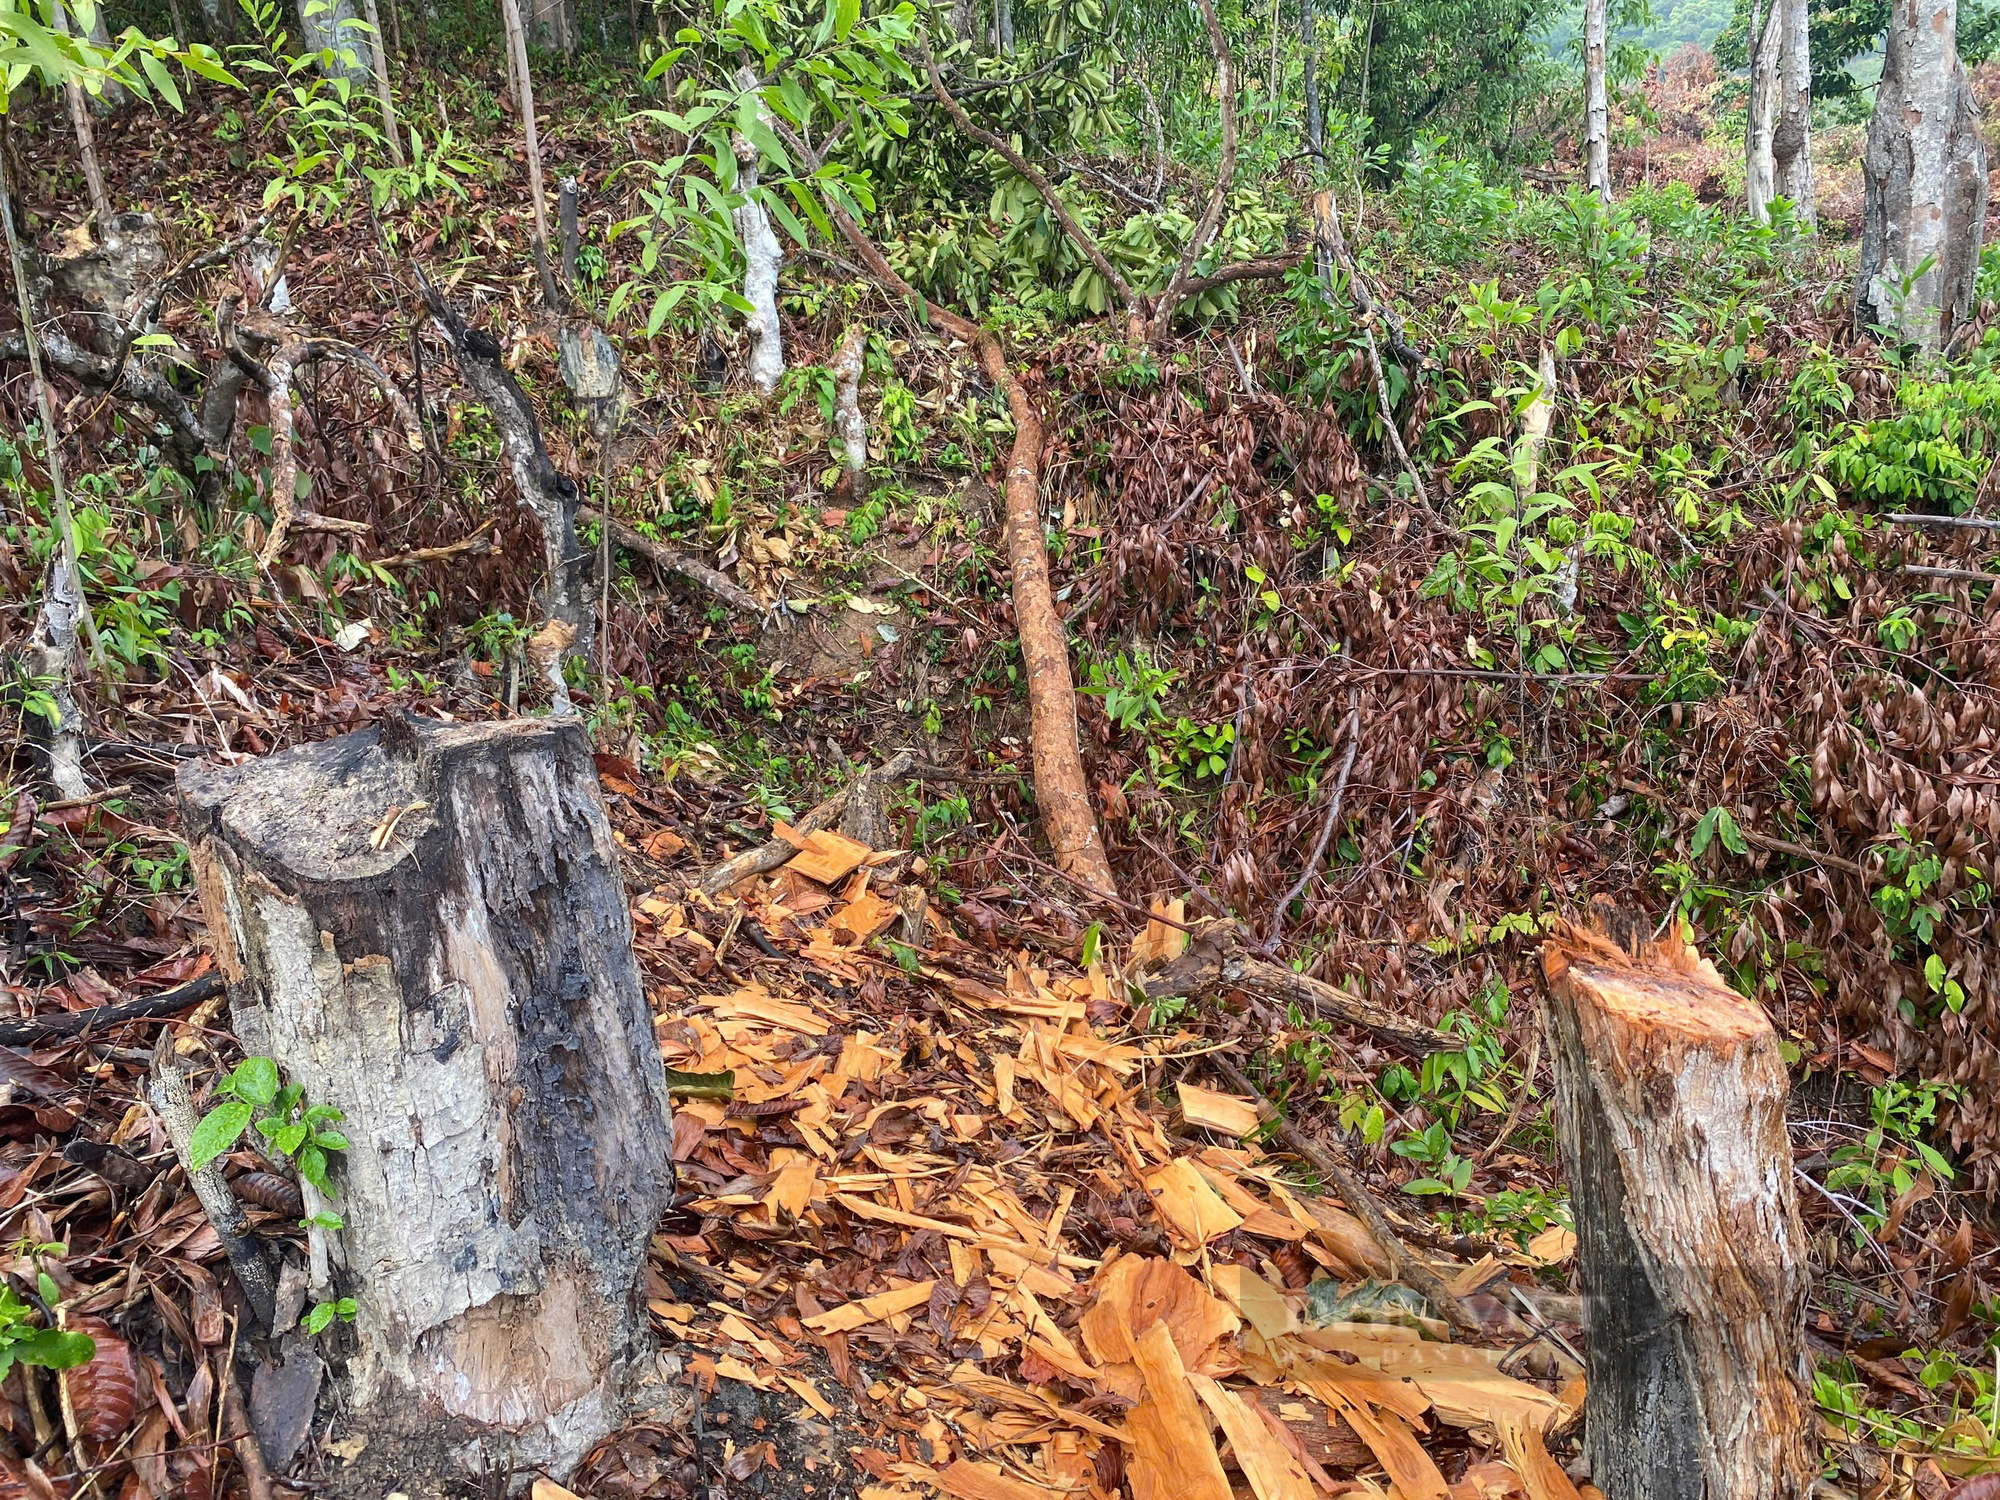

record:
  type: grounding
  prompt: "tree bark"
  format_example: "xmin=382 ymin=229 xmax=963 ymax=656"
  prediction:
xmin=830 ymin=322 xmax=869 ymax=477
xmin=1856 ymin=0 xmax=1986 ymax=352
xmin=1540 ymin=921 xmax=1814 ymax=1500
xmin=1773 ymin=0 xmax=1815 ymax=221
xmin=499 ymin=0 xmax=555 ymax=286
xmin=49 ymin=3 xmax=112 ymax=223
xmin=1744 ymin=0 xmax=1781 ymax=219
xmin=1582 ymin=0 xmax=1611 ymax=200
xmin=732 ymin=66 xmax=785 ymax=398
xmin=297 ymin=0 xmax=374 ymax=83
xmin=977 ymin=335 xmax=1120 ymax=899
xmin=178 ymin=715 xmax=677 ymax=1494
xmin=768 ymin=117 xmax=1118 ymax=901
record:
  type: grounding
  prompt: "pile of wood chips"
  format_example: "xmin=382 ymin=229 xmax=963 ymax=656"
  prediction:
xmin=628 ymin=824 xmax=1591 ymax=1500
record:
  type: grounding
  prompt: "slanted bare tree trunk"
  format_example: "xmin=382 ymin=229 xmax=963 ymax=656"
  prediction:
xmin=49 ymin=3 xmax=112 ymax=223
xmin=1856 ymin=0 xmax=1986 ymax=351
xmin=1541 ymin=918 xmax=1814 ymax=1500
xmin=731 ymin=67 xmax=785 ymax=397
xmin=499 ymin=0 xmax=556 ymax=289
xmin=180 ymin=715 xmax=676 ymax=1496
xmin=1 ymin=148 xmax=93 ymax=799
xmin=1582 ymin=0 xmax=1611 ymax=200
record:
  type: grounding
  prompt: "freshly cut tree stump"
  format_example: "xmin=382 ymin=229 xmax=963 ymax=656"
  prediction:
xmin=1541 ymin=917 xmax=1813 ymax=1500
xmin=179 ymin=714 xmax=676 ymax=1493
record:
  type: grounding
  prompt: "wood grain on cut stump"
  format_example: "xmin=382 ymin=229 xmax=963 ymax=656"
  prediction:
xmin=1541 ymin=924 xmax=1813 ymax=1500
xmin=180 ymin=714 xmax=676 ymax=1494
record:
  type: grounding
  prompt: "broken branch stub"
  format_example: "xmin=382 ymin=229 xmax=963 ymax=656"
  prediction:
xmin=178 ymin=715 xmax=677 ymax=1493
xmin=1541 ymin=919 xmax=1813 ymax=1500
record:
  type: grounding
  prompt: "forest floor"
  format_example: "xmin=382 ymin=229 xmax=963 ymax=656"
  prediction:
xmin=4 ymin=34 xmax=2000 ymax=1500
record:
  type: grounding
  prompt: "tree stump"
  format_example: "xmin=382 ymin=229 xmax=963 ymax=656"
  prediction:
xmin=1541 ymin=919 xmax=1813 ymax=1500
xmin=179 ymin=714 xmax=676 ymax=1493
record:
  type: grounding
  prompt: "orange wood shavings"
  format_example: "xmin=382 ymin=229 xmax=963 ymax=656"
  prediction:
xmin=1143 ymin=1158 xmax=1244 ymax=1246
xmin=930 ymin=1459 xmax=1068 ymax=1500
xmin=803 ymin=1280 xmax=938 ymax=1334
xmin=1124 ymin=1320 xmax=1233 ymax=1500
xmin=1187 ymin=1372 xmax=1317 ymax=1500
xmin=1177 ymin=1081 xmax=1262 ymax=1138
xmin=787 ymin=827 xmax=874 ymax=884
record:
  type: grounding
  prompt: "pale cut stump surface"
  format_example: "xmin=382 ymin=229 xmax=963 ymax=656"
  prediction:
xmin=179 ymin=714 xmax=676 ymax=1496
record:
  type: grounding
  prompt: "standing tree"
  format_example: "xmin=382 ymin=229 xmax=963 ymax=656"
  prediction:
xmin=1747 ymin=0 xmax=1814 ymax=222
xmin=1583 ymin=0 xmax=1611 ymax=198
xmin=1856 ymin=0 xmax=1986 ymax=351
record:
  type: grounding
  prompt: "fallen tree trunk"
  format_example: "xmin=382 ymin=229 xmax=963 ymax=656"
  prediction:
xmin=1541 ymin=917 xmax=1813 ymax=1500
xmin=179 ymin=715 xmax=677 ymax=1494
xmin=768 ymin=115 xmax=1119 ymax=902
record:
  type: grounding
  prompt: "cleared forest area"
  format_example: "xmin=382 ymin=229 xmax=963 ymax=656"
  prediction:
xmin=0 ymin=0 xmax=1998 ymax=1495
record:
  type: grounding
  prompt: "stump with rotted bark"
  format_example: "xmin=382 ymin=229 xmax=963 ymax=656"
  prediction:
xmin=1541 ymin=919 xmax=1813 ymax=1500
xmin=179 ymin=713 xmax=676 ymax=1494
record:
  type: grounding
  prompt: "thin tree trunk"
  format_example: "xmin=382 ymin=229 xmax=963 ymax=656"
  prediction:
xmin=361 ymin=0 xmax=406 ymax=166
xmin=1856 ymin=0 xmax=1987 ymax=351
xmin=994 ymin=0 xmax=1013 ymax=54
xmin=49 ymin=4 xmax=112 ymax=223
xmin=830 ymin=323 xmax=869 ymax=478
xmin=0 ymin=153 xmax=92 ymax=798
xmin=297 ymin=0 xmax=373 ymax=82
xmin=1583 ymin=0 xmax=1611 ymax=199
xmin=1147 ymin=0 xmax=1238 ymax=342
xmin=731 ymin=66 xmax=784 ymax=397
xmin=1773 ymin=0 xmax=1815 ymax=221
xmin=1266 ymin=0 xmax=1281 ymax=98
xmin=383 ymin=0 xmax=404 ymax=60
xmin=499 ymin=0 xmax=556 ymax=290
xmin=1745 ymin=0 xmax=1780 ymax=219
xmin=1358 ymin=0 xmax=1377 ymax=124
xmin=765 ymin=117 xmax=1120 ymax=902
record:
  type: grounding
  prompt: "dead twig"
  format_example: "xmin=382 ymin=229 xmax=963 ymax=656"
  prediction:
xmin=147 ymin=1028 xmax=280 ymax=1332
xmin=1265 ymin=704 xmax=1359 ymax=950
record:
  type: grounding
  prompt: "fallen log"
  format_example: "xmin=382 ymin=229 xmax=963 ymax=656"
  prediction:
xmin=179 ymin=714 xmax=677 ymax=1493
xmin=1141 ymin=922 xmax=1454 ymax=1056
xmin=578 ymin=503 xmax=761 ymax=616
xmin=1541 ymin=917 xmax=1813 ymax=1500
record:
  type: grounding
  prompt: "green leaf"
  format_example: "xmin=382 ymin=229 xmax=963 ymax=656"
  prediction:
xmin=313 ymin=1130 xmax=350 ymax=1151
xmin=834 ymin=0 xmax=859 ymax=40
xmin=11 ymin=1328 xmax=95 ymax=1371
xmin=297 ymin=1142 xmax=332 ymax=1195
xmin=189 ymin=1100 xmax=252 ymax=1172
xmin=226 ymin=1057 xmax=280 ymax=1108
xmin=35 ymin=1272 xmax=58 ymax=1307
xmin=304 ymin=1301 xmax=334 ymax=1335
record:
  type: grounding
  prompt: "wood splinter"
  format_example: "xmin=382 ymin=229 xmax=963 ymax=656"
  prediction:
xmin=1542 ymin=914 xmax=1813 ymax=1500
